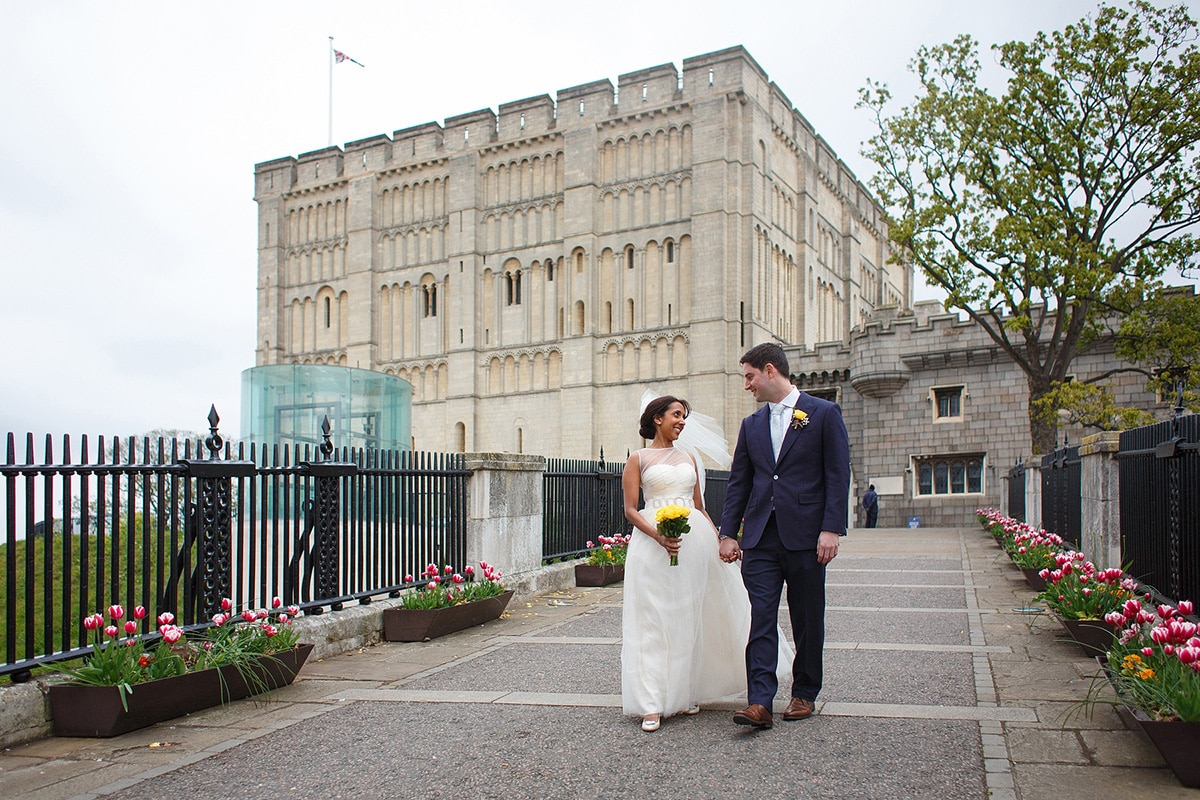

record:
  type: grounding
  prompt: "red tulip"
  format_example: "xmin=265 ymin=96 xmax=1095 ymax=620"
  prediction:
xmin=124 ymin=620 xmax=137 ymax=635
xmin=133 ymin=606 xmax=147 ymax=620
xmin=221 ymin=598 xmax=233 ymax=612
xmin=158 ymin=612 xmax=175 ymax=626
xmin=108 ymin=604 xmax=124 ymax=620
xmin=83 ymin=613 xmax=103 ymax=631
xmin=272 ymin=596 xmax=283 ymax=609
xmin=104 ymin=625 xmax=119 ymax=638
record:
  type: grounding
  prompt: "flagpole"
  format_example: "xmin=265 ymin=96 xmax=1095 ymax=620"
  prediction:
xmin=328 ymin=36 xmax=334 ymax=147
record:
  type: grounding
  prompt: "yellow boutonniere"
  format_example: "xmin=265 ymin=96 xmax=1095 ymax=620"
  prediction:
xmin=791 ymin=409 xmax=809 ymax=430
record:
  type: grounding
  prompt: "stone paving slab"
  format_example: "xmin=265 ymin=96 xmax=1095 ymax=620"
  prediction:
xmin=403 ymin=642 xmax=622 ymax=694
xmin=825 ymin=608 xmax=971 ymax=646
xmin=822 ymin=649 xmax=974 ymax=705
xmin=827 ymin=584 xmax=967 ymax=608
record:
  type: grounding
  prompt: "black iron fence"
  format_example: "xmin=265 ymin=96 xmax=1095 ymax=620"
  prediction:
xmin=1 ymin=411 xmax=468 ymax=680
xmin=542 ymin=455 xmax=626 ymax=561
xmin=1040 ymin=443 xmax=1081 ymax=547
xmin=1119 ymin=413 xmax=1200 ymax=605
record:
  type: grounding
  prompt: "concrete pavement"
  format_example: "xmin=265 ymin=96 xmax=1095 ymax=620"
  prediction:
xmin=1 ymin=526 xmax=1194 ymax=799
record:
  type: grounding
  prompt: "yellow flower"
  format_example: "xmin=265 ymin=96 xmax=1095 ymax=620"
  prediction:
xmin=791 ymin=409 xmax=809 ymax=430
xmin=1137 ymin=668 xmax=1156 ymax=680
xmin=654 ymin=504 xmax=691 ymax=523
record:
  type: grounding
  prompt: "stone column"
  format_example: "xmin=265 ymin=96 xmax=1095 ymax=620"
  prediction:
xmin=464 ymin=453 xmax=547 ymax=579
xmin=1024 ymin=458 xmax=1042 ymax=530
xmin=1078 ymin=431 xmax=1122 ymax=570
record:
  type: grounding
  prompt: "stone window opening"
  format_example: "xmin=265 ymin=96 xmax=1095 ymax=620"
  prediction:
xmin=423 ymin=284 xmax=438 ymax=318
xmin=931 ymin=385 xmax=965 ymax=421
xmin=505 ymin=270 xmax=522 ymax=305
xmin=666 ymin=240 xmax=675 ymax=263
xmin=913 ymin=454 xmax=984 ymax=496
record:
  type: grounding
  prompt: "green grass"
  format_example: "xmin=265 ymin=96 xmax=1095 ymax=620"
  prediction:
xmin=1 ymin=519 xmax=189 ymax=671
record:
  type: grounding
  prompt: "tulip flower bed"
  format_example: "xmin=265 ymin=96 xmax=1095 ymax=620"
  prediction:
xmin=978 ymin=508 xmax=1200 ymax=786
xmin=49 ymin=598 xmax=311 ymax=737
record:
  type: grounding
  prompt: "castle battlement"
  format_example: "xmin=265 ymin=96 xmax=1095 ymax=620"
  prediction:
xmin=253 ymin=45 xmax=879 ymax=213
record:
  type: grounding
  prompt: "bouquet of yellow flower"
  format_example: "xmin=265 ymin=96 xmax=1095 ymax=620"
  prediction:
xmin=654 ymin=504 xmax=691 ymax=566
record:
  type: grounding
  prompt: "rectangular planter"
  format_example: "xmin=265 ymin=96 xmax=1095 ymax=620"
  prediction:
xmin=49 ymin=643 xmax=314 ymax=738
xmin=574 ymin=564 xmax=625 ymax=587
xmin=1056 ymin=617 xmax=1115 ymax=658
xmin=1019 ymin=567 xmax=1047 ymax=592
xmin=1099 ymin=656 xmax=1200 ymax=787
xmin=382 ymin=590 xmax=514 ymax=642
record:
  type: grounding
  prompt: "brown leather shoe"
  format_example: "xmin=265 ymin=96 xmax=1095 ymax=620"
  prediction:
xmin=732 ymin=703 xmax=774 ymax=729
xmin=782 ymin=697 xmax=815 ymax=720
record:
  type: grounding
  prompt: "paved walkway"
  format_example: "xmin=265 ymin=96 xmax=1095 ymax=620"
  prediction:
xmin=1 ymin=527 xmax=1195 ymax=800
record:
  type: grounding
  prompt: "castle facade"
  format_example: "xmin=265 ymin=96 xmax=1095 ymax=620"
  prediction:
xmin=254 ymin=46 xmax=1166 ymax=527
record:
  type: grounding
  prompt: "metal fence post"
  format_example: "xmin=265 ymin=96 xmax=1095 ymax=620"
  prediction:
xmin=177 ymin=407 xmax=254 ymax=622
xmin=298 ymin=416 xmax=356 ymax=613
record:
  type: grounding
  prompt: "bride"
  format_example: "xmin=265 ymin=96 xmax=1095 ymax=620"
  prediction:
xmin=621 ymin=393 xmax=792 ymax=732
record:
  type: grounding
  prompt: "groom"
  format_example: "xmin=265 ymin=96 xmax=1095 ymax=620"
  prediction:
xmin=718 ymin=343 xmax=850 ymax=729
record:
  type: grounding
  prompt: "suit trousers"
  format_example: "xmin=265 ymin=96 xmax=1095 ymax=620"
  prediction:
xmin=741 ymin=512 xmax=826 ymax=706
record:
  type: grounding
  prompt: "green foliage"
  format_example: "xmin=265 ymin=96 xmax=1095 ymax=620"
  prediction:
xmin=1115 ymin=286 xmax=1200 ymax=410
xmin=1031 ymin=381 xmax=1156 ymax=432
xmin=859 ymin=1 xmax=1200 ymax=452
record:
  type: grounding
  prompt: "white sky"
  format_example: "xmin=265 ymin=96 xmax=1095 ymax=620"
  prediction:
xmin=1 ymin=0 xmax=1190 ymax=440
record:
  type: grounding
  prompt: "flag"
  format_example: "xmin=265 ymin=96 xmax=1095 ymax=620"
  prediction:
xmin=334 ymin=49 xmax=364 ymax=67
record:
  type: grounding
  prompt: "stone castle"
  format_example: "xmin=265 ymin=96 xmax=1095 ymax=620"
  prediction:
xmin=254 ymin=46 xmax=1165 ymax=527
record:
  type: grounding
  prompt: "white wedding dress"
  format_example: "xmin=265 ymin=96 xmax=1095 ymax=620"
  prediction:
xmin=621 ymin=446 xmax=793 ymax=717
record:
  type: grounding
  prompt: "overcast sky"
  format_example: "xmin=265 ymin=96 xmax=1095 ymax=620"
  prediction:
xmin=2 ymin=0 xmax=1191 ymax=441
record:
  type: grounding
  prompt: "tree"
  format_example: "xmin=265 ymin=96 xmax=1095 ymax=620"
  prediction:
xmin=1113 ymin=284 xmax=1200 ymax=408
xmin=859 ymin=1 xmax=1200 ymax=453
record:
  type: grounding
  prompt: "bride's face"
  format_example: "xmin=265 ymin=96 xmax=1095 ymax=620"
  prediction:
xmin=654 ymin=403 xmax=688 ymax=442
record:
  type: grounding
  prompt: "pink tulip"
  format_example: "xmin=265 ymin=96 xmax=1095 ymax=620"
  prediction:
xmin=1164 ymin=644 xmax=1175 ymax=656
xmin=1105 ymin=612 xmax=1124 ymax=627
xmin=278 ymin=613 xmax=289 ymax=624
xmin=404 ymin=574 xmax=414 ymax=583
xmin=1178 ymin=600 xmax=1195 ymax=616
xmin=272 ymin=596 xmax=283 ymax=609
xmin=124 ymin=620 xmax=138 ymax=635
xmin=158 ymin=612 xmax=175 ymax=626
xmin=256 ymin=609 xmax=269 ymax=620
xmin=133 ymin=606 xmax=147 ymax=620
xmin=1142 ymin=647 xmax=1155 ymax=657
xmin=221 ymin=598 xmax=233 ymax=611
xmin=108 ymin=604 xmax=124 ymax=620
xmin=242 ymin=610 xmax=258 ymax=623
xmin=1158 ymin=604 xmax=1175 ymax=620
xmin=287 ymin=605 xmax=300 ymax=616
xmin=464 ymin=565 xmax=474 ymax=576
xmin=212 ymin=613 xmax=228 ymax=626
xmin=261 ymin=624 xmax=278 ymax=637
xmin=453 ymin=574 xmax=465 ymax=584
xmin=1180 ymin=647 xmax=1200 ymax=665
xmin=83 ymin=613 xmax=103 ymax=631
xmin=104 ymin=625 xmax=119 ymax=638
xmin=586 ymin=541 xmax=595 ymax=548
xmin=161 ymin=625 xmax=183 ymax=644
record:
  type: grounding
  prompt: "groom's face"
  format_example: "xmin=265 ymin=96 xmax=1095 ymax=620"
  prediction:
xmin=742 ymin=363 xmax=776 ymax=403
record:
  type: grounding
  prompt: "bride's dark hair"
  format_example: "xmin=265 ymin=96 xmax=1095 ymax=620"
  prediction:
xmin=639 ymin=396 xmax=690 ymax=440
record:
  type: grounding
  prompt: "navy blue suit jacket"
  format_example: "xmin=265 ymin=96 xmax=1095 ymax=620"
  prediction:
xmin=719 ymin=392 xmax=850 ymax=549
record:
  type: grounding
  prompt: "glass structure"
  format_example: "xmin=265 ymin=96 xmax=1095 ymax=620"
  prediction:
xmin=241 ymin=365 xmax=411 ymax=452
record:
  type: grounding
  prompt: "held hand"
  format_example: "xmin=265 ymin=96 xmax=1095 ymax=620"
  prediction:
xmin=660 ymin=535 xmax=682 ymax=558
xmin=816 ymin=530 xmax=840 ymax=565
xmin=718 ymin=537 xmax=741 ymax=563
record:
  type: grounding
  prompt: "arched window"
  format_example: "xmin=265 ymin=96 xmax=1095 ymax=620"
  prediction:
xmin=625 ymin=245 xmax=635 ymax=269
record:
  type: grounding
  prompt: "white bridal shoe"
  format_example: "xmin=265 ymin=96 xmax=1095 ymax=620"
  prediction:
xmin=641 ymin=714 xmax=661 ymax=732
xmin=684 ymin=704 xmax=700 ymax=715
